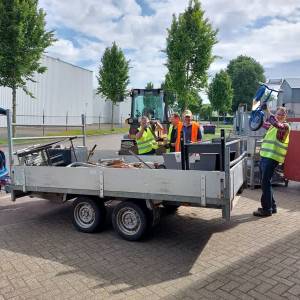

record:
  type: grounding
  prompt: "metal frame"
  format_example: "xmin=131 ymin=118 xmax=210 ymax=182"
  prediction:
xmin=2 ymin=110 xmax=247 ymax=221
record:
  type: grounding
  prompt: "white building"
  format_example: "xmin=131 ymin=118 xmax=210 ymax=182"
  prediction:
xmin=0 ymin=55 xmax=132 ymax=128
xmin=0 ymin=55 xmax=93 ymax=127
xmin=93 ymin=91 xmax=131 ymax=125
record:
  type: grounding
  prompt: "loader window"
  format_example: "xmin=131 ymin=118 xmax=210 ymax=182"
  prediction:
xmin=133 ymin=93 xmax=165 ymax=121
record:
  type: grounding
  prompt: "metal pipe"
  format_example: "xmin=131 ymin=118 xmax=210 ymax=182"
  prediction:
xmin=180 ymin=135 xmax=185 ymax=170
xmin=220 ymin=129 xmax=225 ymax=171
xmin=225 ymin=139 xmax=240 ymax=146
xmin=12 ymin=135 xmax=83 ymax=141
xmin=6 ymin=110 xmax=14 ymax=174
xmin=229 ymin=151 xmax=247 ymax=167
xmin=12 ymin=124 xmax=82 ymax=128
xmin=128 ymin=150 xmax=153 ymax=169
xmin=81 ymin=114 xmax=86 ymax=146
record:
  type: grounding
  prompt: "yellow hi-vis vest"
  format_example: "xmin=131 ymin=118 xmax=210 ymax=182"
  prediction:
xmin=136 ymin=127 xmax=158 ymax=154
xmin=260 ymin=125 xmax=290 ymax=163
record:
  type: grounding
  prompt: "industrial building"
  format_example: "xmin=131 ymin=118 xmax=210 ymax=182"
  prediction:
xmin=0 ymin=55 xmax=131 ymax=128
xmin=277 ymin=78 xmax=300 ymax=117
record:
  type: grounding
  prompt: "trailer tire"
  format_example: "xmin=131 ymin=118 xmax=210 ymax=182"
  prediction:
xmin=112 ymin=201 xmax=148 ymax=241
xmin=72 ymin=197 xmax=106 ymax=233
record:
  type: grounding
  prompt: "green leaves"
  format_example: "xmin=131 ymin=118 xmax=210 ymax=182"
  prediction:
xmin=0 ymin=0 xmax=56 ymax=91
xmin=165 ymin=0 xmax=217 ymax=111
xmin=97 ymin=42 xmax=130 ymax=104
xmin=208 ymin=70 xmax=233 ymax=115
xmin=226 ymin=55 xmax=265 ymax=111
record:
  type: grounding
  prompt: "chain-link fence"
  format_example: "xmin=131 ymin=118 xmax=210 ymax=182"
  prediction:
xmin=0 ymin=113 xmax=128 ymax=138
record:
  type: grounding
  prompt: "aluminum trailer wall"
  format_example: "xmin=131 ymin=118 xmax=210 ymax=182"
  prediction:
xmin=0 ymin=55 xmax=93 ymax=127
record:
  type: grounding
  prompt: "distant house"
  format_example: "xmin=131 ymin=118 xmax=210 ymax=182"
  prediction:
xmin=277 ymin=78 xmax=300 ymax=117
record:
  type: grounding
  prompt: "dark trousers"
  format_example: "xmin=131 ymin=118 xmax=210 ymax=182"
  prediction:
xmin=260 ymin=157 xmax=279 ymax=212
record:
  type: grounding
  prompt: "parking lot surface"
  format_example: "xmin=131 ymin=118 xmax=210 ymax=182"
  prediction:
xmin=0 ymin=180 xmax=299 ymax=299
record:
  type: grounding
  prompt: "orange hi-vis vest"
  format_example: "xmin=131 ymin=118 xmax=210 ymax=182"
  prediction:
xmin=174 ymin=121 xmax=200 ymax=152
xmin=175 ymin=121 xmax=183 ymax=152
xmin=191 ymin=121 xmax=200 ymax=143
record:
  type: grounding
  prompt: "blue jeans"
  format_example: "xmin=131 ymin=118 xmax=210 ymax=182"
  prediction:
xmin=260 ymin=157 xmax=278 ymax=212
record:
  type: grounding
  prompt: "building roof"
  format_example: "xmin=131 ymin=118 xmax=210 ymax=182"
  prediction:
xmin=285 ymin=78 xmax=300 ymax=89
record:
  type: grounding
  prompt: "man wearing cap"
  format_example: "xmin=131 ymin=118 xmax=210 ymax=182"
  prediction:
xmin=182 ymin=110 xmax=202 ymax=144
xmin=253 ymin=106 xmax=290 ymax=217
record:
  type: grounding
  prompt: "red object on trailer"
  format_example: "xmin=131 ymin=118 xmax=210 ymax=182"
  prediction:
xmin=284 ymin=118 xmax=300 ymax=182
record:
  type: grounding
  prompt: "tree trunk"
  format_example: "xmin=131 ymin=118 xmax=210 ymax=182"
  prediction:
xmin=12 ymin=86 xmax=17 ymax=137
xmin=111 ymin=102 xmax=114 ymax=130
xmin=217 ymin=110 xmax=220 ymax=128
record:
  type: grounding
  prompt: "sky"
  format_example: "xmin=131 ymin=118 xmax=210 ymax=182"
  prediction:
xmin=40 ymin=0 xmax=300 ymax=95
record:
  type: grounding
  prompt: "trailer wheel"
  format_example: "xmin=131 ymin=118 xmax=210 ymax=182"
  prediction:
xmin=112 ymin=201 xmax=148 ymax=241
xmin=72 ymin=197 xmax=106 ymax=233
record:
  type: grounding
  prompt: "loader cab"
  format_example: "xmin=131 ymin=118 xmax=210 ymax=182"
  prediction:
xmin=127 ymin=89 xmax=169 ymax=136
xmin=119 ymin=89 xmax=170 ymax=155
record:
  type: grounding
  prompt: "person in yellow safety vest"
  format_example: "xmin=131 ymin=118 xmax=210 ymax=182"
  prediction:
xmin=167 ymin=113 xmax=183 ymax=152
xmin=253 ymin=106 xmax=290 ymax=217
xmin=135 ymin=116 xmax=163 ymax=155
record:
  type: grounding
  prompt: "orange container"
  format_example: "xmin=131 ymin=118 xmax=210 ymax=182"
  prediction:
xmin=284 ymin=118 xmax=300 ymax=181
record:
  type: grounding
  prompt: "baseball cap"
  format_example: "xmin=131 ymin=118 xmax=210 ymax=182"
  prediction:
xmin=183 ymin=109 xmax=192 ymax=117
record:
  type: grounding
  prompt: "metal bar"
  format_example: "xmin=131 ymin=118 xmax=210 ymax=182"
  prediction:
xmin=128 ymin=150 xmax=153 ymax=169
xmin=222 ymin=146 xmax=231 ymax=221
xmin=6 ymin=110 xmax=14 ymax=173
xmin=180 ymin=135 xmax=185 ymax=170
xmin=81 ymin=114 xmax=86 ymax=146
xmin=225 ymin=139 xmax=240 ymax=146
xmin=185 ymin=145 xmax=190 ymax=170
xmin=12 ymin=135 xmax=83 ymax=141
xmin=42 ymin=110 xmax=45 ymax=136
xmin=12 ymin=124 xmax=82 ymax=128
xmin=220 ymin=129 xmax=225 ymax=171
xmin=229 ymin=151 xmax=247 ymax=167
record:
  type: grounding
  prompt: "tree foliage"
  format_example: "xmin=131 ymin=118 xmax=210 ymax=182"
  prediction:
xmin=226 ymin=55 xmax=265 ymax=112
xmin=165 ymin=0 xmax=217 ymax=111
xmin=145 ymin=82 xmax=154 ymax=89
xmin=199 ymin=103 xmax=213 ymax=120
xmin=208 ymin=70 xmax=233 ymax=115
xmin=0 ymin=0 xmax=56 ymax=135
xmin=97 ymin=42 xmax=130 ymax=129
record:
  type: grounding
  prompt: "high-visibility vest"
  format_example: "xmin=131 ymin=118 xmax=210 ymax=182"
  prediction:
xmin=260 ymin=125 xmax=290 ymax=163
xmin=191 ymin=122 xmax=200 ymax=142
xmin=136 ymin=127 xmax=158 ymax=154
xmin=167 ymin=122 xmax=183 ymax=152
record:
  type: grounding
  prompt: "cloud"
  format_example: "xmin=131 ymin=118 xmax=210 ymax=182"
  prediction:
xmin=40 ymin=0 xmax=300 ymax=89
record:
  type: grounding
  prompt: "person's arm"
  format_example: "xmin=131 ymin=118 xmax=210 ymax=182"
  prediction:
xmin=265 ymin=108 xmax=289 ymax=141
xmin=136 ymin=127 xmax=145 ymax=140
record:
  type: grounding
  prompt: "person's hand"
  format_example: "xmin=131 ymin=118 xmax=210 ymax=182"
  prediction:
xmin=171 ymin=143 xmax=175 ymax=147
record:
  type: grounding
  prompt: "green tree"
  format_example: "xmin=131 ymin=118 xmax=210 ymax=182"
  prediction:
xmin=145 ymin=82 xmax=154 ymax=89
xmin=184 ymin=89 xmax=202 ymax=116
xmin=200 ymin=103 xmax=213 ymax=121
xmin=227 ymin=55 xmax=265 ymax=112
xmin=165 ymin=0 xmax=217 ymax=111
xmin=208 ymin=70 xmax=233 ymax=125
xmin=0 ymin=0 xmax=56 ymax=136
xmin=97 ymin=42 xmax=130 ymax=129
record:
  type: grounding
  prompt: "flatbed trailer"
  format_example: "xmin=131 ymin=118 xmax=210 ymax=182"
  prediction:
xmin=3 ymin=109 xmax=247 ymax=241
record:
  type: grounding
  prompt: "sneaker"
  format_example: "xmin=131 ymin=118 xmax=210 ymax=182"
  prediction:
xmin=253 ymin=209 xmax=272 ymax=217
